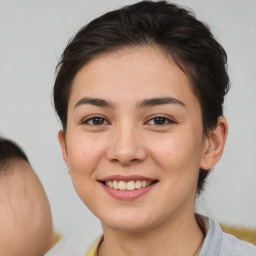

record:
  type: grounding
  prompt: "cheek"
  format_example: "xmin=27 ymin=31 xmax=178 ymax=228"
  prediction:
xmin=149 ymin=133 xmax=203 ymax=207
xmin=66 ymin=133 xmax=108 ymax=190
xmin=149 ymin=131 xmax=203 ymax=175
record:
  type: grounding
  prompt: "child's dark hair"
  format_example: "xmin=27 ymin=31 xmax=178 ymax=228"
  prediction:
xmin=0 ymin=137 xmax=29 ymax=172
xmin=53 ymin=0 xmax=230 ymax=194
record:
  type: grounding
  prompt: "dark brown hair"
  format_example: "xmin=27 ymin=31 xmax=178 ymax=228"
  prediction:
xmin=0 ymin=137 xmax=29 ymax=172
xmin=53 ymin=0 xmax=230 ymax=194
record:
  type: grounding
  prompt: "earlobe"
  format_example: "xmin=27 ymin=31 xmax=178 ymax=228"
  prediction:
xmin=58 ymin=130 xmax=69 ymax=167
xmin=200 ymin=116 xmax=228 ymax=170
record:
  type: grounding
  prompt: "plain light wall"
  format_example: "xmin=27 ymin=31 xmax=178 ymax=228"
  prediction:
xmin=0 ymin=0 xmax=255 ymax=243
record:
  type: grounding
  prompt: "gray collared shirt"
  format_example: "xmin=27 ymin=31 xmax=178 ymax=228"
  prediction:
xmin=45 ymin=217 xmax=256 ymax=256
xmin=199 ymin=218 xmax=256 ymax=256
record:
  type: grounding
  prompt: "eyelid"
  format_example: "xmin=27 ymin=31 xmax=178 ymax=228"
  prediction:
xmin=80 ymin=115 xmax=110 ymax=125
xmin=144 ymin=115 xmax=177 ymax=125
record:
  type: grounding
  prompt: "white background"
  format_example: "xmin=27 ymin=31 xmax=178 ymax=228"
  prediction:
xmin=0 ymin=0 xmax=255 ymax=244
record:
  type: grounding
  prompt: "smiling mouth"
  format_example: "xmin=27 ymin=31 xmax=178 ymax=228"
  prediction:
xmin=102 ymin=180 xmax=158 ymax=191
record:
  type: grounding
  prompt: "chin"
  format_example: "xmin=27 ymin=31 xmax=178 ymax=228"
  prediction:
xmin=101 ymin=213 xmax=156 ymax=233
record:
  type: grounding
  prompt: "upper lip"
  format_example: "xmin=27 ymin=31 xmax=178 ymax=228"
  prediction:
xmin=99 ymin=175 xmax=157 ymax=182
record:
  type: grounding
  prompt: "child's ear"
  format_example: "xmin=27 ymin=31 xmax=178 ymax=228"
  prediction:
xmin=58 ymin=130 xmax=69 ymax=168
xmin=200 ymin=116 xmax=228 ymax=170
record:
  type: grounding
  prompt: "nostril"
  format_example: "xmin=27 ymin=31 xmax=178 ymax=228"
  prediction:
xmin=108 ymin=148 xmax=147 ymax=165
xmin=106 ymin=133 xmax=146 ymax=164
xmin=111 ymin=157 xmax=142 ymax=166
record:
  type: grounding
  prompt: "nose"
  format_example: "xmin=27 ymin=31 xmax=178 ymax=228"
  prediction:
xmin=106 ymin=124 xmax=146 ymax=165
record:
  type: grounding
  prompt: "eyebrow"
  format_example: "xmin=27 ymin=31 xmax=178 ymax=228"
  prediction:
xmin=74 ymin=96 xmax=185 ymax=110
xmin=74 ymin=97 xmax=115 ymax=109
xmin=137 ymin=97 xmax=185 ymax=108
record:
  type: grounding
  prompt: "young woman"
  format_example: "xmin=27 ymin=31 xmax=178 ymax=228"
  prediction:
xmin=49 ymin=1 xmax=256 ymax=255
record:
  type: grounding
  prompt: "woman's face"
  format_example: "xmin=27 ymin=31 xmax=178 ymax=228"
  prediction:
xmin=59 ymin=46 xmax=210 ymax=232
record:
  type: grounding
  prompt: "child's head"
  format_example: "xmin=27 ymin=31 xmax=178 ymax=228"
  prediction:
xmin=0 ymin=137 xmax=53 ymax=256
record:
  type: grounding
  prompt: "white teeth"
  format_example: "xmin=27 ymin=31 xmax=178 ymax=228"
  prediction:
xmin=119 ymin=181 xmax=127 ymax=190
xmin=127 ymin=181 xmax=135 ymax=191
xmin=105 ymin=180 xmax=153 ymax=191
xmin=141 ymin=180 xmax=147 ymax=188
xmin=113 ymin=180 xmax=118 ymax=190
xmin=108 ymin=181 xmax=113 ymax=188
xmin=135 ymin=180 xmax=141 ymax=189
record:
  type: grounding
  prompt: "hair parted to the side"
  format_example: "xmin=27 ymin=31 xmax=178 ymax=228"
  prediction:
xmin=0 ymin=137 xmax=29 ymax=172
xmin=53 ymin=0 xmax=230 ymax=194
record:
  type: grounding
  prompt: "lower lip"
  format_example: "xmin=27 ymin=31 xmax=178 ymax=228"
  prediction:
xmin=101 ymin=182 xmax=157 ymax=200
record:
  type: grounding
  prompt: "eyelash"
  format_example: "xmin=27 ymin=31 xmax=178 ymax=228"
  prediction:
xmin=81 ymin=115 xmax=175 ymax=126
xmin=145 ymin=116 xmax=176 ymax=126
xmin=81 ymin=116 xmax=109 ymax=126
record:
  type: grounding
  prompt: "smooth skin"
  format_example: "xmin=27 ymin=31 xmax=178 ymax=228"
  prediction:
xmin=0 ymin=159 xmax=53 ymax=256
xmin=59 ymin=46 xmax=228 ymax=256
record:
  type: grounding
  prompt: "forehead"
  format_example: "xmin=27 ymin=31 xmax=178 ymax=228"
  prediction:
xmin=69 ymin=46 xmax=200 ymax=111
xmin=0 ymin=159 xmax=45 ymax=200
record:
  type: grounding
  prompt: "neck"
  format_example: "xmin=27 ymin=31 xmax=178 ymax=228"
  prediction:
xmin=99 ymin=213 xmax=204 ymax=256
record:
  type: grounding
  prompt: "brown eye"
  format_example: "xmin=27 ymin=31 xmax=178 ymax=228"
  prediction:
xmin=92 ymin=117 xmax=105 ymax=125
xmin=146 ymin=116 xmax=175 ymax=125
xmin=82 ymin=116 xmax=109 ymax=125
xmin=153 ymin=117 xmax=167 ymax=125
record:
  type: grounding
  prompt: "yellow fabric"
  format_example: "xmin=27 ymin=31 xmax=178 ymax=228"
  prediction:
xmin=84 ymin=224 xmax=256 ymax=255
xmin=52 ymin=233 xmax=62 ymax=247
xmin=85 ymin=236 xmax=103 ymax=256
xmin=220 ymin=224 xmax=256 ymax=245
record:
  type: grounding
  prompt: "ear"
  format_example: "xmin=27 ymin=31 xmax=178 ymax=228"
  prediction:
xmin=200 ymin=116 xmax=228 ymax=170
xmin=58 ymin=130 xmax=70 ymax=170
